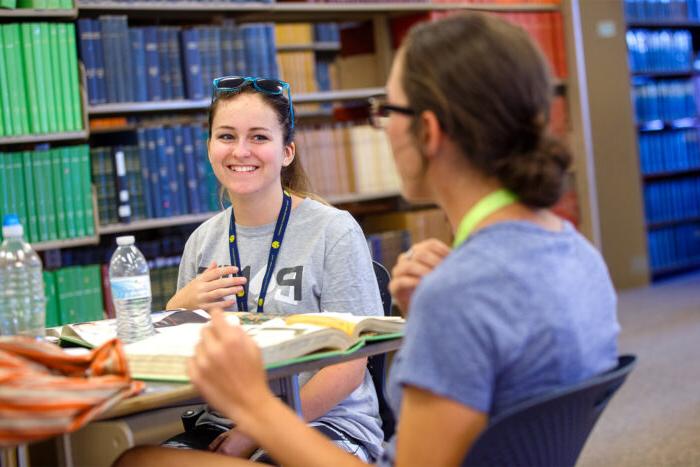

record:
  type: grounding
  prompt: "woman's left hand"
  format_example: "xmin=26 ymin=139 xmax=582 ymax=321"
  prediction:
xmin=187 ymin=308 xmax=274 ymax=427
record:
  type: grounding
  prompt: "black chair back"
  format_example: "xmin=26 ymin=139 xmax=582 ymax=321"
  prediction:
xmin=368 ymin=260 xmax=396 ymax=440
xmin=463 ymin=355 xmax=637 ymax=467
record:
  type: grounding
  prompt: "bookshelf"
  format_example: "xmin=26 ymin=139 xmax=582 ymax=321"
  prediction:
xmin=98 ymin=212 xmax=215 ymax=234
xmin=622 ymin=0 xmax=700 ymax=280
xmin=0 ymin=8 xmax=77 ymax=19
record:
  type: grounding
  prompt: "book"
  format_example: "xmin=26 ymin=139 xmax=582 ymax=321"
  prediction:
xmin=49 ymin=311 xmax=404 ymax=382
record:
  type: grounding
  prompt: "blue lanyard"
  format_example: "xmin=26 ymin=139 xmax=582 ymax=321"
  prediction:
xmin=228 ymin=190 xmax=292 ymax=313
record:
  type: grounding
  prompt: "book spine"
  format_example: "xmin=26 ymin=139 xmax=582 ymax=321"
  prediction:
xmin=136 ymin=128 xmax=154 ymax=219
xmin=173 ymin=126 xmax=188 ymax=215
xmin=20 ymin=24 xmax=41 ymax=135
xmin=57 ymin=23 xmax=76 ymax=131
xmin=79 ymin=145 xmax=95 ymax=236
xmin=144 ymin=26 xmax=162 ymax=101
xmin=130 ymin=28 xmax=148 ymax=102
xmin=51 ymin=148 xmax=67 ymax=239
xmin=113 ymin=147 xmax=132 ymax=224
xmin=10 ymin=152 xmax=29 ymax=237
xmin=158 ymin=27 xmax=172 ymax=100
xmin=181 ymin=28 xmax=205 ymax=100
xmin=43 ymin=151 xmax=59 ymax=241
xmin=182 ymin=125 xmax=201 ymax=214
xmin=78 ymin=18 xmax=100 ymax=106
xmin=0 ymin=31 xmax=12 ymax=137
xmin=168 ymin=27 xmax=184 ymax=100
xmin=22 ymin=151 xmax=39 ymax=243
xmin=48 ymin=23 xmax=66 ymax=133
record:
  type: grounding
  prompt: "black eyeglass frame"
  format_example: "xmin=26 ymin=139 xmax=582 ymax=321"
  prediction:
xmin=212 ymin=76 xmax=295 ymax=129
xmin=369 ymin=97 xmax=416 ymax=129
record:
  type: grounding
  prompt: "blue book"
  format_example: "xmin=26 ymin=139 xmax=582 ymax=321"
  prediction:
xmin=130 ymin=28 xmax=148 ymax=102
xmin=77 ymin=19 xmax=99 ymax=106
xmin=263 ymin=23 xmax=278 ymax=78
xmin=191 ymin=124 xmax=213 ymax=212
xmin=157 ymin=27 xmax=172 ymax=100
xmin=181 ymin=125 xmax=201 ymax=214
xmin=113 ymin=147 xmax=131 ymax=224
xmin=91 ymin=19 xmax=107 ymax=105
xmin=233 ymin=25 xmax=247 ymax=78
xmin=163 ymin=127 xmax=179 ymax=216
xmin=144 ymin=27 xmax=162 ymax=101
xmin=135 ymin=129 xmax=154 ymax=218
xmin=221 ymin=20 xmax=237 ymax=76
xmin=146 ymin=128 xmax=164 ymax=217
xmin=210 ymin=27 xmax=223 ymax=85
xmin=116 ymin=16 xmax=134 ymax=103
xmin=99 ymin=17 xmax=118 ymax=103
xmin=241 ymin=24 xmax=257 ymax=76
xmin=181 ymin=28 xmax=205 ymax=100
xmin=168 ymin=28 xmax=185 ymax=100
xmin=172 ymin=125 xmax=189 ymax=215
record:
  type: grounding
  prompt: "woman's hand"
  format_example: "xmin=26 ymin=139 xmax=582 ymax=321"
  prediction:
xmin=390 ymin=239 xmax=451 ymax=316
xmin=167 ymin=261 xmax=246 ymax=311
xmin=209 ymin=428 xmax=258 ymax=458
xmin=188 ymin=309 xmax=275 ymax=430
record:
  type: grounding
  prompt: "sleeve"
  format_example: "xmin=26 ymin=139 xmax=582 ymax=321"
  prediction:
xmin=320 ymin=215 xmax=383 ymax=318
xmin=176 ymin=231 xmax=199 ymax=291
xmin=392 ymin=275 xmax=521 ymax=413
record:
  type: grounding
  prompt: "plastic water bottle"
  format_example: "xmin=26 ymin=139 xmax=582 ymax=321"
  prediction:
xmin=0 ymin=214 xmax=46 ymax=337
xmin=109 ymin=235 xmax=155 ymax=343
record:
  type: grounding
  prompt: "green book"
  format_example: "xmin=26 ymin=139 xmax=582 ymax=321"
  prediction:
xmin=51 ymin=147 xmax=67 ymax=239
xmin=30 ymin=23 xmax=49 ymax=135
xmin=0 ymin=0 xmax=17 ymax=10
xmin=56 ymin=268 xmax=77 ymax=325
xmin=44 ymin=271 xmax=60 ymax=328
xmin=20 ymin=24 xmax=40 ymax=135
xmin=0 ymin=153 xmax=5 ymax=242
xmin=64 ymin=23 xmax=82 ymax=132
xmin=85 ymin=264 xmax=105 ymax=321
xmin=4 ymin=25 xmax=29 ymax=136
xmin=43 ymin=150 xmax=58 ymax=240
xmin=48 ymin=24 xmax=65 ymax=132
xmin=37 ymin=23 xmax=54 ymax=134
xmin=21 ymin=151 xmax=39 ymax=243
xmin=78 ymin=145 xmax=94 ymax=236
xmin=10 ymin=152 xmax=28 ymax=233
xmin=60 ymin=147 xmax=77 ymax=238
xmin=70 ymin=146 xmax=85 ymax=237
xmin=0 ymin=40 xmax=10 ymax=137
xmin=56 ymin=23 xmax=76 ymax=133
xmin=31 ymin=151 xmax=49 ymax=242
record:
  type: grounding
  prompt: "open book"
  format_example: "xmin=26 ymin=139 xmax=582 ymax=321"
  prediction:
xmin=122 ymin=311 xmax=404 ymax=382
xmin=46 ymin=309 xmax=211 ymax=349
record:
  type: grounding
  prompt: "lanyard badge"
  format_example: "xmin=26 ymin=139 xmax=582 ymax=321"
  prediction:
xmin=453 ymin=189 xmax=518 ymax=248
xmin=228 ymin=190 xmax=292 ymax=313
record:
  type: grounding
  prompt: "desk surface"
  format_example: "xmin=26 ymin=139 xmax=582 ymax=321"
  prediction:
xmin=100 ymin=336 xmax=402 ymax=420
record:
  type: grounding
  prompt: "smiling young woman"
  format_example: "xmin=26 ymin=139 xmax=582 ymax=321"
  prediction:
xmin=160 ymin=78 xmax=386 ymax=462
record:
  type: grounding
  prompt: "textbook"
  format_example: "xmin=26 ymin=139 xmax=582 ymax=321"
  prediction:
xmin=122 ymin=311 xmax=405 ymax=382
xmin=46 ymin=309 xmax=210 ymax=349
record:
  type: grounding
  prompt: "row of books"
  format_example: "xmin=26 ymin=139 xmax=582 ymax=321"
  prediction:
xmin=76 ymin=0 xmax=272 ymax=3
xmin=78 ymin=17 xmax=278 ymax=105
xmin=626 ymin=30 xmax=693 ymax=73
xmin=295 ymin=122 xmax=400 ymax=198
xmin=633 ymin=79 xmax=697 ymax=122
xmin=625 ymin=0 xmax=700 ymax=21
xmin=643 ymin=176 xmax=700 ymax=224
xmin=0 ymin=145 xmax=95 ymax=244
xmin=0 ymin=0 xmax=71 ymax=8
xmin=648 ymin=223 xmax=700 ymax=272
xmin=639 ymin=129 xmax=700 ymax=175
xmin=91 ymin=124 xmax=219 ymax=226
xmin=366 ymin=229 xmax=410 ymax=273
xmin=0 ymin=23 xmax=83 ymax=138
xmin=147 ymin=256 xmax=180 ymax=312
xmin=44 ymin=265 xmax=104 ymax=328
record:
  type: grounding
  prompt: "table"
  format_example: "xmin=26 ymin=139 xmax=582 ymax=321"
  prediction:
xmin=53 ymin=336 xmax=403 ymax=467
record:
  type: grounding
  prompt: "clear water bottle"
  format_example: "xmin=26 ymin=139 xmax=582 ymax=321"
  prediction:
xmin=109 ymin=235 xmax=155 ymax=343
xmin=0 ymin=214 xmax=46 ymax=337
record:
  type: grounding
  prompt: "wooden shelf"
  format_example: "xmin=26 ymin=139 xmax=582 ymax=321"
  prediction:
xmin=32 ymin=235 xmax=100 ymax=252
xmin=651 ymin=259 xmax=700 ymax=279
xmin=326 ymin=190 xmax=401 ymax=205
xmin=98 ymin=212 xmax=217 ymax=234
xmin=628 ymin=19 xmax=700 ymax=28
xmin=76 ymin=1 xmax=559 ymax=20
xmin=631 ymin=70 xmax=696 ymax=79
xmin=647 ymin=216 xmax=700 ymax=230
xmin=643 ymin=167 xmax=700 ymax=181
xmin=0 ymin=7 xmax=76 ymax=18
xmin=0 ymin=130 xmax=89 ymax=146
xmin=277 ymin=42 xmax=340 ymax=53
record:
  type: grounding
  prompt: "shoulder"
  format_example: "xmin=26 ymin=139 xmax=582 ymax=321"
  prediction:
xmin=186 ymin=208 xmax=230 ymax=246
xmin=292 ymin=198 xmax=363 ymax=241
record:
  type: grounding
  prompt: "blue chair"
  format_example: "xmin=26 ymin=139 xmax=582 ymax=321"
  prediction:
xmin=463 ymin=354 xmax=636 ymax=467
xmin=368 ymin=260 xmax=396 ymax=441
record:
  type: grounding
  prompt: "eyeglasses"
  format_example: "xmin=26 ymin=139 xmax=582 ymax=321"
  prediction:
xmin=368 ymin=97 xmax=416 ymax=129
xmin=212 ymin=76 xmax=295 ymax=129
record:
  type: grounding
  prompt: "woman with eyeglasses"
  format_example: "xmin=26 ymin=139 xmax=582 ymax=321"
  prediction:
xmin=118 ymin=12 xmax=618 ymax=467
xmin=161 ymin=76 xmax=385 ymax=461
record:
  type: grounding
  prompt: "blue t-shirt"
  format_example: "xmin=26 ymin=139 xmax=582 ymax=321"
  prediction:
xmin=378 ymin=221 xmax=619 ymax=466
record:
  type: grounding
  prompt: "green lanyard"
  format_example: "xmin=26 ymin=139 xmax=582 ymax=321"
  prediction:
xmin=453 ymin=189 xmax=519 ymax=248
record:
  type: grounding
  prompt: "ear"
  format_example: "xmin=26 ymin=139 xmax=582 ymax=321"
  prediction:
xmin=419 ymin=110 xmax=443 ymax=159
xmin=282 ymin=142 xmax=296 ymax=167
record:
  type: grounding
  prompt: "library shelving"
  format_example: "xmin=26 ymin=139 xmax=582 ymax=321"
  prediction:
xmin=624 ymin=0 xmax=700 ymax=280
xmin=0 ymin=8 xmax=77 ymax=19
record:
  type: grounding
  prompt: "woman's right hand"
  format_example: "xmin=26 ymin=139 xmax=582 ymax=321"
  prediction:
xmin=167 ymin=261 xmax=247 ymax=311
xmin=389 ymin=239 xmax=451 ymax=316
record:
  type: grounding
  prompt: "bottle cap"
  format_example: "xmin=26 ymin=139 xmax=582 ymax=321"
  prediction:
xmin=2 ymin=214 xmax=23 ymax=238
xmin=116 ymin=235 xmax=135 ymax=246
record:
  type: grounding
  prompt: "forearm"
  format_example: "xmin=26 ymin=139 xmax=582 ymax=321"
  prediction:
xmin=298 ymin=358 xmax=367 ymax=422
xmin=239 ymin=396 xmax=367 ymax=467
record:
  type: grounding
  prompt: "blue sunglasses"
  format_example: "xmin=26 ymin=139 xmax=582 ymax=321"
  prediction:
xmin=212 ymin=76 xmax=295 ymax=129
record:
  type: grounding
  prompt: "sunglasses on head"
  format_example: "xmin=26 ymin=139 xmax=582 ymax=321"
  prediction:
xmin=212 ymin=76 xmax=295 ymax=129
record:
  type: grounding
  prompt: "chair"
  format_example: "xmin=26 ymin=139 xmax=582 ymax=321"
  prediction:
xmin=463 ymin=354 xmax=637 ymax=467
xmin=368 ymin=260 xmax=397 ymax=441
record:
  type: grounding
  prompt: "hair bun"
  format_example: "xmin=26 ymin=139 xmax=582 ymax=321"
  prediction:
xmin=495 ymin=134 xmax=571 ymax=208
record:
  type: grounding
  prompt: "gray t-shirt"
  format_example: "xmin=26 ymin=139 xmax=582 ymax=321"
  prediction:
xmin=378 ymin=221 xmax=619 ymax=466
xmin=177 ymin=198 xmax=384 ymax=458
